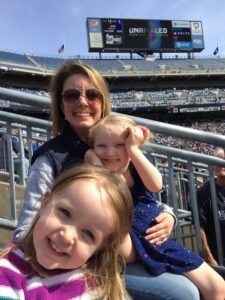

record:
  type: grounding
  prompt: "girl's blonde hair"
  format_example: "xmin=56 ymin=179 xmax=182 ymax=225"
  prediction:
xmin=16 ymin=163 xmax=133 ymax=300
xmin=89 ymin=114 xmax=150 ymax=145
xmin=50 ymin=61 xmax=111 ymax=136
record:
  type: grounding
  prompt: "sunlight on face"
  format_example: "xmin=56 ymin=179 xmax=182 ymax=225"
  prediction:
xmin=93 ymin=125 xmax=130 ymax=173
xmin=33 ymin=179 xmax=115 ymax=270
xmin=61 ymin=74 xmax=102 ymax=137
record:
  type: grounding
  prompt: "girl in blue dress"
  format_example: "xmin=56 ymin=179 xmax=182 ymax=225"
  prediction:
xmin=86 ymin=115 xmax=225 ymax=300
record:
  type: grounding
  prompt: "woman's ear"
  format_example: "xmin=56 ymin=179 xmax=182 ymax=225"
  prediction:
xmin=40 ymin=189 xmax=52 ymax=212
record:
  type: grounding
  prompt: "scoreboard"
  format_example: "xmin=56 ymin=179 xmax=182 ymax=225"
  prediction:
xmin=86 ymin=18 xmax=204 ymax=53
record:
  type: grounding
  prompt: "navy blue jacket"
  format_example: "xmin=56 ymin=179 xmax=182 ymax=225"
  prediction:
xmin=31 ymin=121 xmax=90 ymax=178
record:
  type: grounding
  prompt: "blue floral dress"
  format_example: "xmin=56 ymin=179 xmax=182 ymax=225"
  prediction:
xmin=129 ymin=165 xmax=203 ymax=276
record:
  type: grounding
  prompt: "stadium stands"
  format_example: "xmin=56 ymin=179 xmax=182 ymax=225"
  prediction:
xmin=1 ymin=49 xmax=225 ymax=128
xmin=1 ymin=50 xmax=225 ymax=75
xmin=29 ymin=54 xmax=66 ymax=70
xmin=110 ymin=87 xmax=225 ymax=108
xmin=0 ymin=51 xmax=34 ymax=67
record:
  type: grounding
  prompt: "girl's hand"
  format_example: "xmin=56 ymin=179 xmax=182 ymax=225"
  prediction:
xmin=145 ymin=213 xmax=175 ymax=245
xmin=140 ymin=126 xmax=149 ymax=136
xmin=84 ymin=149 xmax=103 ymax=166
xmin=125 ymin=126 xmax=144 ymax=150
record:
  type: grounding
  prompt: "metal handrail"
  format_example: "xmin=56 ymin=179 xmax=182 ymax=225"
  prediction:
xmin=0 ymin=88 xmax=224 ymax=264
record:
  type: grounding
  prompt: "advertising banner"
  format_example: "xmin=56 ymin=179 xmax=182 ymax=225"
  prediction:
xmin=87 ymin=18 xmax=204 ymax=53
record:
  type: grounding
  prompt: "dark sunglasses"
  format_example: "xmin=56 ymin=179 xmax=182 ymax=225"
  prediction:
xmin=61 ymin=88 xmax=103 ymax=103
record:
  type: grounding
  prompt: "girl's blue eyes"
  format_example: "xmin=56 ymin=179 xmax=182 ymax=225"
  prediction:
xmin=58 ymin=208 xmax=94 ymax=241
xmin=82 ymin=229 xmax=94 ymax=240
xmin=59 ymin=208 xmax=70 ymax=218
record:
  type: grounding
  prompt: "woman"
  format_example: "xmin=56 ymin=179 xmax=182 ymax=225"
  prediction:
xmin=13 ymin=61 xmax=200 ymax=300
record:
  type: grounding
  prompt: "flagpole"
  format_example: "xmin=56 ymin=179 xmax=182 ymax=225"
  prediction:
xmin=63 ymin=35 xmax=66 ymax=59
xmin=217 ymin=40 xmax=219 ymax=57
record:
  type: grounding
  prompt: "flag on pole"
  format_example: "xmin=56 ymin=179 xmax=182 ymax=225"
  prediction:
xmin=58 ymin=44 xmax=64 ymax=54
xmin=213 ymin=46 xmax=219 ymax=55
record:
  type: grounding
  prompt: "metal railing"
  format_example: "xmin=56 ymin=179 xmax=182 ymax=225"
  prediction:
xmin=0 ymin=87 xmax=225 ymax=265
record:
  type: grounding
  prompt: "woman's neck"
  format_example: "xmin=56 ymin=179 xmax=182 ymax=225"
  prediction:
xmin=73 ymin=127 xmax=90 ymax=144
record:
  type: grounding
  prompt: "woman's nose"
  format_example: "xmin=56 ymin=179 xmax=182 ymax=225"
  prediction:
xmin=77 ymin=94 xmax=89 ymax=105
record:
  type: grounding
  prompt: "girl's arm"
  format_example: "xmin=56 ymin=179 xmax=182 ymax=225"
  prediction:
xmin=125 ymin=127 xmax=162 ymax=192
xmin=119 ymin=234 xmax=136 ymax=263
xmin=126 ymin=127 xmax=176 ymax=244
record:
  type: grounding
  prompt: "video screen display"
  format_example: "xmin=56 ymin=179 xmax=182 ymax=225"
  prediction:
xmin=102 ymin=19 xmax=124 ymax=48
xmin=148 ymin=20 xmax=173 ymax=49
xmin=87 ymin=18 xmax=204 ymax=53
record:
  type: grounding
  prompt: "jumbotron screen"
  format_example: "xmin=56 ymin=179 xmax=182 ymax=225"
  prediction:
xmin=86 ymin=18 xmax=204 ymax=53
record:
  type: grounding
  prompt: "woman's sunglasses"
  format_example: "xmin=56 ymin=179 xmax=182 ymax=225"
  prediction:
xmin=61 ymin=88 xmax=103 ymax=103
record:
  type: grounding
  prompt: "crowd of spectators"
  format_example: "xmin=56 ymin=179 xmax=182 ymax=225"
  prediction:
xmin=110 ymin=87 xmax=225 ymax=109
xmin=151 ymin=118 xmax=225 ymax=155
xmin=2 ymin=85 xmax=225 ymax=112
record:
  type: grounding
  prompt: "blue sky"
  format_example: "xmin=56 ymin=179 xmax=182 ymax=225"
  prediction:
xmin=0 ymin=0 xmax=224 ymax=57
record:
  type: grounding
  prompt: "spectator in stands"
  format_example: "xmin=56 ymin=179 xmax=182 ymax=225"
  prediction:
xmin=195 ymin=148 xmax=225 ymax=268
xmin=31 ymin=139 xmax=40 ymax=153
xmin=11 ymin=132 xmax=29 ymax=178
xmin=31 ymin=135 xmax=44 ymax=153
xmin=13 ymin=61 xmax=201 ymax=300
xmin=0 ymin=131 xmax=29 ymax=179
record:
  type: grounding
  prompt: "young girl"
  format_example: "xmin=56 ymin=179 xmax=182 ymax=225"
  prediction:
xmin=0 ymin=163 xmax=133 ymax=300
xmin=86 ymin=115 xmax=225 ymax=300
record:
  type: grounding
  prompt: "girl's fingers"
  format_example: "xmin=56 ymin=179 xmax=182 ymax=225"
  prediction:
xmin=140 ymin=126 xmax=148 ymax=134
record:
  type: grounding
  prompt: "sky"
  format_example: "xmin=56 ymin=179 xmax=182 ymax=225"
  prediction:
xmin=0 ymin=0 xmax=224 ymax=58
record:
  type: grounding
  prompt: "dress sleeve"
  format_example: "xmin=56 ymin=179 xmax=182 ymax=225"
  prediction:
xmin=130 ymin=163 xmax=177 ymax=226
xmin=12 ymin=155 xmax=54 ymax=242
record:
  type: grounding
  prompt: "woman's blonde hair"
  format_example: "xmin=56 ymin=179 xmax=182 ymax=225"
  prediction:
xmin=50 ymin=61 xmax=111 ymax=136
xmin=16 ymin=163 xmax=133 ymax=300
xmin=89 ymin=114 xmax=150 ymax=145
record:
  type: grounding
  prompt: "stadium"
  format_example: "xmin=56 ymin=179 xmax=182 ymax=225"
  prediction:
xmin=0 ymin=17 xmax=225 ymax=143
xmin=1 ymin=49 xmax=225 ymax=146
xmin=0 ymin=17 xmax=225 ymax=293
xmin=0 ymin=46 xmax=225 ymax=155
